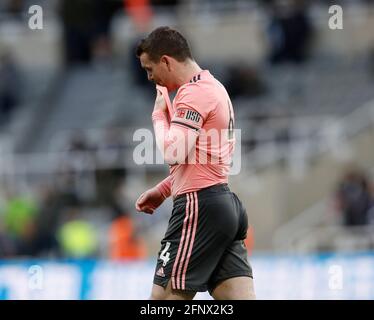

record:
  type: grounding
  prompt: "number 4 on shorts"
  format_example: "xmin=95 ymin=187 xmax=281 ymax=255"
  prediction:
xmin=160 ymin=242 xmax=171 ymax=266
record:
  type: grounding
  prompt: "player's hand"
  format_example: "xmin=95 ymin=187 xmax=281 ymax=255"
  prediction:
xmin=135 ymin=187 xmax=166 ymax=214
xmin=153 ymin=87 xmax=167 ymax=113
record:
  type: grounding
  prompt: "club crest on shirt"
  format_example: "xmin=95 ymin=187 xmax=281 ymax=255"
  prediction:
xmin=176 ymin=108 xmax=201 ymax=124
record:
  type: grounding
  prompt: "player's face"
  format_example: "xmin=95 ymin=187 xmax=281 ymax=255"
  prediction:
xmin=139 ymin=53 xmax=173 ymax=89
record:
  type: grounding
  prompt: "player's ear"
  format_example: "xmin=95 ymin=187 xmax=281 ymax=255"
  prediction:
xmin=160 ymin=55 xmax=172 ymax=71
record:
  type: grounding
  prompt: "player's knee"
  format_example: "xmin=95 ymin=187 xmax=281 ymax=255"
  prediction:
xmin=211 ymin=276 xmax=256 ymax=300
xmin=150 ymin=284 xmax=168 ymax=300
xmin=150 ymin=292 xmax=165 ymax=300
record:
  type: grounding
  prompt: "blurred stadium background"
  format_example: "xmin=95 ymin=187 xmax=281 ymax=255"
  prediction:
xmin=0 ymin=0 xmax=374 ymax=299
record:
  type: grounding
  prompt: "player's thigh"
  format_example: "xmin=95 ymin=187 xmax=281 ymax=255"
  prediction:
xmin=211 ymin=276 xmax=256 ymax=300
xmin=207 ymin=239 xmax=254 ymax=298
xmin=151 ymin=281 xmax=196 ymax=300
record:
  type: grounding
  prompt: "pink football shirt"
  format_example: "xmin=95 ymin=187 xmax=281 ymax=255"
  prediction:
xmin=153 ymin=70 xmax=235 ymax=198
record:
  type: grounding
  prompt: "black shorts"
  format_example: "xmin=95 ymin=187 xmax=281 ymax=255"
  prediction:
xmin=153 ymin=183 xmax=253 ymax=293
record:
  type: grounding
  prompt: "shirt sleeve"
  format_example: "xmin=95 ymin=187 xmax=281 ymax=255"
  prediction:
xmin=156 ymin=85 xmax=174 ymax=120
xmin=152 ymin=84 xmax=210 ymax=165
xmin=152 ymin=109 xmax=199 ymax=165
xmin=172 ymin=84 xmax=211 ymax=129
xmin=155 ymin=175 xmax=172 ymax=199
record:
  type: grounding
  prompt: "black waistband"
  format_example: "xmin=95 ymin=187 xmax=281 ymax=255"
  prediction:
xmin=173 ymin=183 xmax=230 ymax=205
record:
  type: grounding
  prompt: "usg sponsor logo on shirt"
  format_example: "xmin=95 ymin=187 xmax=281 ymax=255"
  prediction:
xmin=176 ymin=108 xmax=201 ymax=123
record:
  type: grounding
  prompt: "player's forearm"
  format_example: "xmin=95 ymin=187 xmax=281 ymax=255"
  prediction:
xmin=155 ymin=175 xmax=172 ymax=199
xmin=152 ymin=109 xmax=171 ymax=161
xmin=152 ymin=110 xmax=198 ymax=164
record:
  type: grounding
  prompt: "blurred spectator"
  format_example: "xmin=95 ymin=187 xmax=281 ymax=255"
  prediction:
xmin=265 ymin=0 xmax=313 ymax=65
xmin=92 ymin=34 xmax=113 ymax=70
xmin=106 ymin=176 xmax=147 ymax=260
xmin=124 ymin=0 xmax=153 ymax=31
xmin=58 ymin=207 xmax=98 ymax=258
xmin=224 ymin=64 xmax=266 ymax=100
xmin=67 ymin=131 xmax=93 ymax=152
xmin=92 ymin=0 xmax=123 ymax=69
xmin=55 ymin=132 xmax=93 ymax=204
xmin=334 ymin=167 xmax=374 ymax=226
xmin=97 ymin=127 xmax=126 ymax=166
xmin=59 ymin=0 xmax=121 ymax=67
xmin=109 ymin=211 xmax=147 ymax=260
xmin=3 ymin=0 xmax=24 ymax=19
xmin=59 ymin=0 xmax=97 ymax=65
xmin=2 ymin=192 xmax=38 ymax=256
xmin=0 ymin=51 xmax=21 ymax=126
xmin=95 ymin=167 xmax=127 ymax=209
xmin=94 ymin=129 xmax=128 ymax=208
xmin=0 ymin=222 xmax=16 ymax=257
xmin=30 ymin=185 xmax=80 ymax=257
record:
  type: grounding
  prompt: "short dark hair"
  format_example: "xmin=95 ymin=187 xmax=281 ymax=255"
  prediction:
xmin=136 ymin=26 xmax=193 ymax=63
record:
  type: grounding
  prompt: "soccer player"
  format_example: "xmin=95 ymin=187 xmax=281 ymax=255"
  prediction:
xmin=135 ymin=26 xmax=255 ymax=300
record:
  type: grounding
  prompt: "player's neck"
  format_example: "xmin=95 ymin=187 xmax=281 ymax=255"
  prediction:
xmin=175 ymin=60 xmax=202 ymax=88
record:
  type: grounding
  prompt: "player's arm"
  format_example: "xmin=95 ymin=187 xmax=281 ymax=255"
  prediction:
xmin=152 ymin=108 xmax=201 ymax=165
xmin=156 ymin=174 xmax=172 ymax=199
xmin=135 ymin=175 xmax=171 ymax=214
xmin=154 ymin=86 xmax=207 ymax=165
xmin=156 ymin=85 xmax=173 ymax=120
